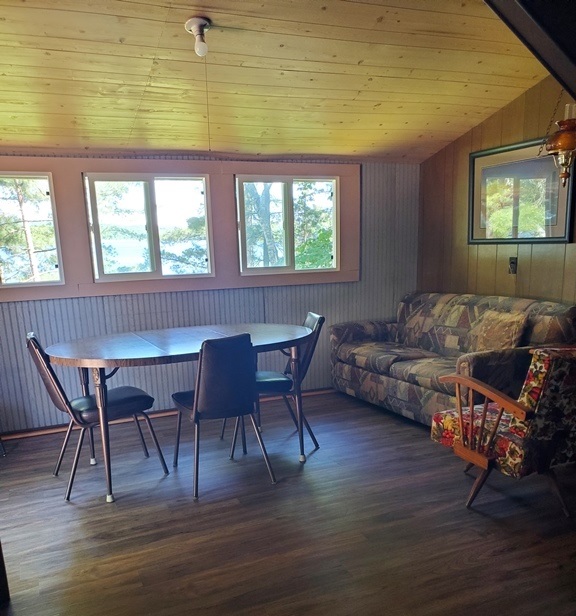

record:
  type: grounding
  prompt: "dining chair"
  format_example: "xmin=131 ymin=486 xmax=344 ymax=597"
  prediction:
xmin=26 ymin=332 xmax=169 ymax=500
xmin=171 ymin=333 xmax=276 ymax=498
xmin=252 ymin=312 xmax=325 ymax=448
xmin=53 ymin=368 xmax=154 ymax=477
xmin=431 ymin=347 xmax=576 ymax=516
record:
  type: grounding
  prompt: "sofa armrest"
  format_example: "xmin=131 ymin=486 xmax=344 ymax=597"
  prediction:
xmin=329 ymin=320 xmax=397 ymax=363
xmin=456 ymin=347 xmax=533 ymax=400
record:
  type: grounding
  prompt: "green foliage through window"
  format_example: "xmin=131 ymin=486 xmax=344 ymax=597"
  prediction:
xmin=0 ymin=174 xmax=61 ymax=286
xmin=237 ymin=177 xmax=337 ymax=273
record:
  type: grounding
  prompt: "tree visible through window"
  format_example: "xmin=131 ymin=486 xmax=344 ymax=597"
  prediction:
xmin=237 ymin=176 xmax=337 ymax=273
xmin=0 ymin=174 xmax=62 ymax=286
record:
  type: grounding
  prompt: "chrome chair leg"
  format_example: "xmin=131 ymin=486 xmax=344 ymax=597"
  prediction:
xmin=174 ymin=411 xmax=182 ymax=467
xmin=254 ymin=397 xmax=262 ymax=430
xmin=140 ymin=414 xmax=169 ymax=476
xmin=193 ymin=422 xmax=200 ymax=499
xmin=283 ymin=395 xmax=319 ymax=450
xmin=249 ymin=415 xmax=276 ymax=485
xmin=230 ymin=417 xmax=240 ymax=459
xmin=65 ymin=428 xmax=86 ymax=501
xmin=54 ymin=421 xmax=74 ymax=476
xmin=132 ymin=415 xmax=150 ymax=458
xmin=220 ymin=418 xmax=227 ymax=440
xmin=88 ymin=426 xmax=97 ymax=465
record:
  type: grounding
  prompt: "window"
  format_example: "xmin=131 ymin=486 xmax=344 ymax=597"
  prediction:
xmin=236 ymin=176 xmax=338 ymax=274
xmin=84 ymin=174 xmax=212 ymax=281
xmin=0 ymin=173 xmax=62 ymax=286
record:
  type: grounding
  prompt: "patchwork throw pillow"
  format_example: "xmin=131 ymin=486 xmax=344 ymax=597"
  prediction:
xmin=468 ymin=310 xmax=528 ymax=352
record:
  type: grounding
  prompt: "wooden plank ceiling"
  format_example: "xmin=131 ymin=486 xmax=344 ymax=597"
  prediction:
xmin=0 ymin=0 xmax=549 ymax=162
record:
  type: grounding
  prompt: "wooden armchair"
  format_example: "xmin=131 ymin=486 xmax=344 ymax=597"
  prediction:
xmin=431 ymin=348 xmax=576 ymax=515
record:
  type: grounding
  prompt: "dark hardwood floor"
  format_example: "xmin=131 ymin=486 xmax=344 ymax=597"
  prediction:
xmin=1 ymin=391 xmax=576 ymax=616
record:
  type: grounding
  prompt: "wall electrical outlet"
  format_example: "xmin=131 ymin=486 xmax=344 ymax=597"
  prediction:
xmin=509 ymin=256 xmax=518 ymax=275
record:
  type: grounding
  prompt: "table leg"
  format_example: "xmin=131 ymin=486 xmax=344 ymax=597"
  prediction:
xmin=290 ymin=346 xmax=306 ymax=463
xmin=78 ymin=368 xmax=97 ymax=466
xmin=93 ymin=367 xmax=114 ymax=503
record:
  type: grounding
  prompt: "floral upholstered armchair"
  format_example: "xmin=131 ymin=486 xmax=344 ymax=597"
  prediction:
xmin=430 ymin=348 xmax=576 ymax=516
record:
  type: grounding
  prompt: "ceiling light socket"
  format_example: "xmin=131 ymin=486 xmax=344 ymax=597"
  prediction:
xmin=185 ymin=17 xmax=212 ymax=57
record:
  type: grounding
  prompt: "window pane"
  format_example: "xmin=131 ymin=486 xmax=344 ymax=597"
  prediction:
xmin=293 ymin=180 xmax=335 ymax=270
xmin=155 ymin=178 xmax=210 ymax=275
xmin=243 ymin=182 xmax=286 ymax=268
xmin=518 ymin=178 xmax=550 ymax=237
xmin=0 ymin=175 xmax=61 ymax=285
xmin=93 ymin=181 xmax=152 ymax=274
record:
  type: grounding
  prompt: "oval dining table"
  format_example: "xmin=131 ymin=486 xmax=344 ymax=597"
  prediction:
xmin=45 ymin=323 xmax=314 ymax=502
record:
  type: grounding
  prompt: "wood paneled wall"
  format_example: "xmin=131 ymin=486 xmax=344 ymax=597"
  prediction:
xmin=419 ymin=75 xmax=576 ymax=301
xmin=0 ymin=161 xmax=419 ymax=434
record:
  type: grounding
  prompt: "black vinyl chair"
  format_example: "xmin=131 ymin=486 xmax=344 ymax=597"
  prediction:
xmin=26 ymin=332 xmax=169 ymax=500
xmin=252 ymin=312 xmax=325 ymax=449
xmin=53 ymin=368 xmax=154 ymax=478
xmin=171 ymin=333 xmax=276 ymax=498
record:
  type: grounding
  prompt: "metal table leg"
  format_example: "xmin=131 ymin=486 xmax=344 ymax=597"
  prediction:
xmin=92 ymin=367 xmax=114 ymax=503
xmin=290 ymin=346 xmax=306 ymax=463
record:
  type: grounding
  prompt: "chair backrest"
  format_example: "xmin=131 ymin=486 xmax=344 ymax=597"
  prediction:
xmin=193 ymin=333 xmax=257 ymax=420
xmin=26 ymin=332 xmax=72 ymax=417
xmin=516 ymin=348 xmax=576 ymax=472
xmin=284 ymin=312 xmax=326 ymax=381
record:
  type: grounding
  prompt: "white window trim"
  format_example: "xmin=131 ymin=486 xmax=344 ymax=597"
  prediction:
xmin=236 ymin=175 xmax=340 ymax=276
xmin=0 ymin=171 xmax=64 ymax=288
xmin=84 ymin=172 xmax=214 ymax=283
xmin=0 ymin=157 xmax=360 ymax=303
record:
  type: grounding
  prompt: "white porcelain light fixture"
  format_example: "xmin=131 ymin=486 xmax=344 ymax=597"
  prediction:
xmin=185 ymin=17 xmax=212 ymax=57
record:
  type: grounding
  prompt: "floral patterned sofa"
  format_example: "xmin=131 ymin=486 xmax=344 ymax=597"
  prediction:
xmin=330 ymin=292 xmax=576 ymax=426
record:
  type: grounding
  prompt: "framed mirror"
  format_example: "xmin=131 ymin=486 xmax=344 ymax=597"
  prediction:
xmin=469 ymin=139 xmax=574 ymax=243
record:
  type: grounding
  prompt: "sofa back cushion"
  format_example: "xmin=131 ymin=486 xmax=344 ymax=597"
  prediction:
xmin=395 ymin=291 xmax=576 ymax=355
xmin=523 ymin=301 xmax=576 ymax=346
xmin=467 ymin=310 xmax=528 ymax=352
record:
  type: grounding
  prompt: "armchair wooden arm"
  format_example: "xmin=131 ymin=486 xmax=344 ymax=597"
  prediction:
xmin=439 ymin=374 xmax=532 ymax=421
xmin=438 ymin=373 xmax=532 ymax=471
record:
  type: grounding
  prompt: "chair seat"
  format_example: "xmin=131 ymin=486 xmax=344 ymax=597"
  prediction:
xmin=431 ymin=405 xmax=530 ymax=479
xmin=256 ymin=370 xmax=293 ymax=393
xmin=172 ymin=389 xmax=195 ymax=411
xmin=71 ymin=386 xmax=154 ymax=423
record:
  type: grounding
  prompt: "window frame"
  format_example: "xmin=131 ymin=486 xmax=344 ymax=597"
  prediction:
xmin=0 ymin=171 xmax=64 ymax=288
xmin=84 ymin=172 xmax=214 ymax=282
xmin=0 ymin=158 xmax=360 ymax=303
xmin=236 ymin=175 xmax=340 ymax=275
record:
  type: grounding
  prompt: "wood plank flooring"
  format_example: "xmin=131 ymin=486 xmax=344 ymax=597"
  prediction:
xmin=1 ymin=391 xmax=576 ymax=616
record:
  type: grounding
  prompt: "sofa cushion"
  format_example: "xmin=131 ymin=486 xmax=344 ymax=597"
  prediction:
xmin=335 ymin=341 xmax=439 ymax=376
xmin=388 ymin=357 xmax=459 ymax=395
xmin=523 ymin=301 xmax=576 ymax=345
xmin=467 ymin=310 xmax=528 ymax=352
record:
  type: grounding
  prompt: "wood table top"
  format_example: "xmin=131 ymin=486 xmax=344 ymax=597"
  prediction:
xmin=45 ymin=323 xmax=313 ymax=368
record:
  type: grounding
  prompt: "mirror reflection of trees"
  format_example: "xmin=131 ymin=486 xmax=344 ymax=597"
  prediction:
xmin=485 ymin=177 xmax=550 ymax=238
